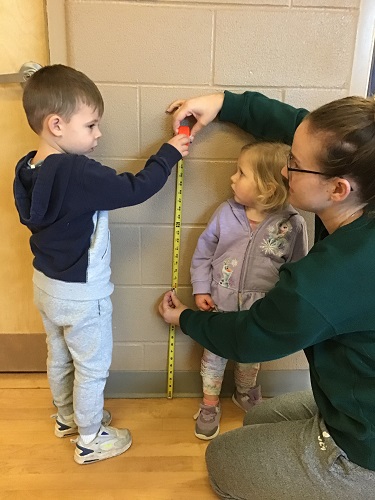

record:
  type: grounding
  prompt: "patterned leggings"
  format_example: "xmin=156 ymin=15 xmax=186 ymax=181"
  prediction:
xmin=201 ymin=348 xmax=260 ymax=396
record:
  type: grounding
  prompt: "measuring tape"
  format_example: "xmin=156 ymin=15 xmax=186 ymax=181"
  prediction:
xmin=167 ymin=125 xmax=190 ymax=399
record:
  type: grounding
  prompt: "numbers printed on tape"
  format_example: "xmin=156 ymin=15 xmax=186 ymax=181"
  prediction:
xmin=167 ymin=157 xmax=184 ymax=399
xmin=167 ymin=125 xmax=189 ymax=399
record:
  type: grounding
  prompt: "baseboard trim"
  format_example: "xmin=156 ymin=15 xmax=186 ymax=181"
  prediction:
xmin=0 ymin=337 xmax=311 ymax=398
xmin=104 ymin=369 xmax=311 ymax=398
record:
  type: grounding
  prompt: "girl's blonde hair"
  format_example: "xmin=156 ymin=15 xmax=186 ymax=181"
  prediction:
xmin=240 ymin=142 xmax=290 ymax=212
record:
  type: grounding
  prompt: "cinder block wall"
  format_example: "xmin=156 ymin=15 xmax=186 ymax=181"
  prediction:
xmin=62 ymin=0 xmax=360 ymax=396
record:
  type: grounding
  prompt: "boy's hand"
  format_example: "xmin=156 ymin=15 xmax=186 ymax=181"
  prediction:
xmin=166 ymin=93 xmax=225 ymax=138
xmin=195 ymin=293 xmax=215 ymax=311
xmin=168 ymin=133 xmax=190 ymax=158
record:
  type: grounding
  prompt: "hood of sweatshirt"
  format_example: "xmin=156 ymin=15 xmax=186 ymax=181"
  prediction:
xmin=227 ymin=197 xmax=299 ymax=226
xmin=14 ymin=151 xmax=71 ymax=230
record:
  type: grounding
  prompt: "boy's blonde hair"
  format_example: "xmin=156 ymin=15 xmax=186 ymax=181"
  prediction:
xmin=240 ymin=142 xmax=290 ymax=212
xmin=23 ymin=64 xmax=104 ymax=134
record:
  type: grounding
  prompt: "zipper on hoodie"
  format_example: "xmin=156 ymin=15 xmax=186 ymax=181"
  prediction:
xmin=238 ymin=215 xmax=260 ymax=300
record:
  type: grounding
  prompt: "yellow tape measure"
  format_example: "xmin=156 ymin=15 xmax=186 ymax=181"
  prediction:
xmin=167 ymin=157 xmax=184 ymax=399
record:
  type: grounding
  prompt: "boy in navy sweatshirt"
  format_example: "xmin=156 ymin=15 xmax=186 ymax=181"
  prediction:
xmin=13 ymin=64 xmax=189 ymax=464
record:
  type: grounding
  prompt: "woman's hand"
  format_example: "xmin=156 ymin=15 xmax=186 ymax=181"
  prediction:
xmin=158 ymin=290 xmax=188 ymax=326
xmin=166 ymin=93 xmax=225 ymax=138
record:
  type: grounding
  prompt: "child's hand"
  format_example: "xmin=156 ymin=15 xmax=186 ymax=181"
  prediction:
xmin=168 ymin=133 xmax=190 ymax=158
xmin=195 ymin=294 xmax=215 ymax=311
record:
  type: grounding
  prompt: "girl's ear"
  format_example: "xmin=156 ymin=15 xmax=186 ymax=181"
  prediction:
xmin=330 ymin=178 xmax=352 ymax=202
xmin=46 ymin=114 xmax=64 ymax=137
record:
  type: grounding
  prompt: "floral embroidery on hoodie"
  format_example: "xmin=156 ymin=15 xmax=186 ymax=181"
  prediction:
xmin=260 ymin=219 xmax=292 ymax=257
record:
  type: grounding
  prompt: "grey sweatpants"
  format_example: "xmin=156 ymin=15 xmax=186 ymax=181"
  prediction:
xmin=206 ymin=391 xmax=375 ymax=500
xmin=34 ymin=285 xmax=113 ymax=436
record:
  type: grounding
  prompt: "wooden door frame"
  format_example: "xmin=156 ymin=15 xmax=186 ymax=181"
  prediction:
xmin=0 ymin=1 xmax=50 ymax=371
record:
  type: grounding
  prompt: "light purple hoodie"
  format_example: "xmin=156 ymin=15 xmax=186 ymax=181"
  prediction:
xmin=191 ymin=198 xmax=308 ymax=312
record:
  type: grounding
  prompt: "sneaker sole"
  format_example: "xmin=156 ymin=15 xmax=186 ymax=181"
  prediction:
xmin=55 ymin=427 xmax=80 ymax=438
xmin=194 ymin=426 xmax=220 ymax=441
xmin=55 ymin=412 xmax=113 ymax=438
xmin=231 ymin=393 xmax=247 ymax=412
xmin=74 ymin=438 xmax=132 ymax=465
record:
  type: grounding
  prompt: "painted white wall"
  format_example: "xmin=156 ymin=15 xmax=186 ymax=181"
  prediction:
xmin=46 ymin=0 xmax=372 ymax=386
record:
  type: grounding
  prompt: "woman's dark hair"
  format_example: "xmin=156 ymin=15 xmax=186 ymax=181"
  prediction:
xmin=306 ymin=96 xmax=375 ymax=205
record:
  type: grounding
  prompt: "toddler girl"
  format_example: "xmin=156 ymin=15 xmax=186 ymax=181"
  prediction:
xmin=191 ymin=142 xmax=308 ymax=440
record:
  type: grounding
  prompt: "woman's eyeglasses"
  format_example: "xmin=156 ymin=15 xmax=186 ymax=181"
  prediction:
xmin=286 ymin=153 xmax=328 ymax=177
xmin=286 ymin=153 xmax=353 ymax=191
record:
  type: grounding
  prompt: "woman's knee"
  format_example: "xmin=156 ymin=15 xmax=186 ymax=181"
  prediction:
xmin=205 ymin=433 xmax=239 ymax=497
xmin=243 ymin=390 xmax=317 ymax=426
xmin=205 ymin=426 xmax=270 ymax=499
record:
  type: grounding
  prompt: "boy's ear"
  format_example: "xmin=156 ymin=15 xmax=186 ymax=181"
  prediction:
xmin=46 ymin=114 xmax=64 ymax=137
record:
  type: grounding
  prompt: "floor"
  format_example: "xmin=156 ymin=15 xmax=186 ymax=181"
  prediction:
xmin=0 ymin=373 xmax=244 ymax=499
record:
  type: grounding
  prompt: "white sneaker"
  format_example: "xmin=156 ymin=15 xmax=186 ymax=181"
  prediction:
xmin=74 ymin=425 xmax=132 ymax=465
xmin=54 ymin=409 xmax=112 ymax=438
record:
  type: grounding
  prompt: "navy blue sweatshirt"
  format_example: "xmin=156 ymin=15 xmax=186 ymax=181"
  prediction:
xmin=14 ymin=143 xmax=181 ymax=299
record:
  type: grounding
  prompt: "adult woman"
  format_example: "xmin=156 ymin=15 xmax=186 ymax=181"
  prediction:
xmin=159 ymin=92 xmax=375 ymax=499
